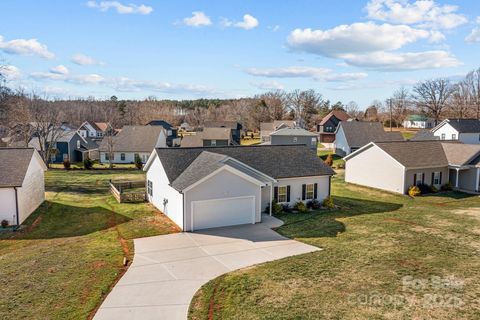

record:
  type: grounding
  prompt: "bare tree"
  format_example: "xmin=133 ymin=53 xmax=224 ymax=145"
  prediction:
xmin=345 ymin=101 xmax=360 ymax=118
xmin=413 ymin=79 xmax=455 ymax=125
xmin=450 ymin=81 xmax=473 ymax=118
xmin=288 ymin=89 xmax=323 ymax=129
xmin=390 ymin=87 xmax=411 ymax=127
xmin=102 ymin=98 xmax=121 ymax=168
xmin=464 ymin=68 xmax=480 ymax=118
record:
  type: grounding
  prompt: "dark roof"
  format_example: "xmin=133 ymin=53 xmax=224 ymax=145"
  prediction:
xmin=147 ymin=120 xmax=173 ymax=129
xmin=441 ymin=143 xmax=480 ymax=166
xmin=155 ymin=145 xmax=334 ymax=190
xmin=375 ymin=141 xmax=448 ymax=168
xmin=0 ymin=148 xmax=36 ymax=187
xmin=204 ymin=121 xmax=242 ymax=130
xmin=99 ymin=126 xmax=164 ymax=152
xmin=339 ymin=121 xmax=403 ymax=147
xmin=410 ymin=129 xmax=439 ymax=141
xmin=319 ymin=110 xmax=350 ymax=125
xmin=270 ymin=128 xmax=317 ymax=136
xmin=442 ymin=119 xmax=480 ymax=133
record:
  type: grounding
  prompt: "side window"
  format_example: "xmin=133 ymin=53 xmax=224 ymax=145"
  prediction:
xmin=441 ymin=133 xmax=446 ymax=140
xmin=278 ymin=186 xmax=287 ymax=203
xmin=120 ymin=153 xmax=126 ymax=161
xmin=77 ymin=140 xmax=80 ymax=149
xmin=211 ymin=140 xmax=217 ymax=146
xmin=452 ymin=134 xmax=456 ymax=140
xmin=293 ymin=137 xmax=298 ymax=143
xmin=311 ymin=137 xmax=316 ymax=145
xmin=147 ymin=180 xmax=153 ymax=196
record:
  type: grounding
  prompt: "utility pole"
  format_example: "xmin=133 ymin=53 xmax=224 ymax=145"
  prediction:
xmin=389 ymin=98 xmax=393 ymax=132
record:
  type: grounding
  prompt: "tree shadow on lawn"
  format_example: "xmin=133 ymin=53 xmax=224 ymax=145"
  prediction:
xmin=425 ymin=191 xmax=477 ymax=200
xmin=275 ymin=196 xmax=403 ymax=239
xmin=11 ymin=201 xmax=131 ymax=240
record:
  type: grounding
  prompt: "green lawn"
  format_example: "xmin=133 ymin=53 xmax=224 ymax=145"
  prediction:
xmin=189 ymin=173 xmax=480 ymax=320
xmin=0 ymin=170 xmax=178 ymax=320
xmin=318 ymin=150 xmax=345 ymax=168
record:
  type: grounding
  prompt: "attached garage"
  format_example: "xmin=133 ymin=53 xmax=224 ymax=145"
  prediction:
xmin=191 ymin=196 xmax=255 ymax=231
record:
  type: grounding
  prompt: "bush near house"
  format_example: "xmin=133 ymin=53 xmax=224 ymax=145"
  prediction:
xmin=441 ymin=182 xmax=453 ymax=191
xmin=293 ymin=201 xmax=308 ymax=213
xmin=266 ymin=200 xmax=283 ymax=215
xmin=408 ymin=185 xmax=421 ymax=197
xmin=324 ymin=154 xmax=333 ymax=167
xmin=134 ymin=154 xmax=143 ymax=170
xmin=83 ymin=157 xmax=93 ymax=170
xmin=306 ymin=199 xmax=322 ymax=210
xmin=63 ymin=160 xmax=71 ymax=170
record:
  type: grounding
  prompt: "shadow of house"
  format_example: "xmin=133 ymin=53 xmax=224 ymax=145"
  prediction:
xmin=275 ymin=196 xmax=403 ymax=238
xmin=15 ymin=201 xmax=131 ymax=239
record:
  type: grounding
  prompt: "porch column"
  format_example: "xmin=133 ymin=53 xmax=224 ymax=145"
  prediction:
xmin=455 ymin=168 xmax=460 ymax=188
xmin=269 ymin=184 xmax=273 ymax=216
xmin=476 ymin=168 xmax=480 ymax=192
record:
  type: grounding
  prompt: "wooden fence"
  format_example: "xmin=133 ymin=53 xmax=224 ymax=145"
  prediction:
xmin=109 ymin=180 xmax=146 ymax=203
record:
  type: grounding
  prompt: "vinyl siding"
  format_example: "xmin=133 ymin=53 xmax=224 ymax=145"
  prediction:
xmin=404 ymin=167 xmax=449 ymax=193
xmin=271 ymin=135 xmax=317 ymax=150
xmin=334 ymin=126 xmax=350 ymax=156
xmin=100 ymin=152 xmax=151 ymax=164
xmin=17 ymin=155 xmax=45 ymax=224
xmin=0 ymin=188 xmax=16 ymax=225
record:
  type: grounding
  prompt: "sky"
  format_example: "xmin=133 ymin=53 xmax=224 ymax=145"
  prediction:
xmin=0 ymin=0 xmax=479 ymax=108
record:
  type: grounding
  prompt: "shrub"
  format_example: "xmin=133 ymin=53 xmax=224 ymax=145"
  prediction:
xmin=429 ymin=185 xmax=438 ymax=193
xmin=324 ymin=154 xmax=333 ymax=167
xmin=63 ymin=160 xmax=71 ymax=170
xmin=441 ymin=182 xmax=453 ymax=191
xmin=408 ymin=185 xmax=421 ymax=197
xmin=322 ymin=196 xmax=335 ymax=209
xmin=417 ymin=183 xmax=431 ymax=194
xmin=266 ymin=200 xmax=283 ymax=215
xmin=134 ymin=154 xmax=143 ymax=170
xmin=293 ymin=201 xmax=308 ymax=213
xmin=1 ymin=220 xmax=8 ymax=228
xmin=282 ymin=203 xmax=292 ymax=213
xmin=83 ymin=156 xmax=93 ymax=170
xmin=306 ymin=199 xmax=322 ymax=210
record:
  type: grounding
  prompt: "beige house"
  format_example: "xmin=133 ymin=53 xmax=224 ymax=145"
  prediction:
xmin=344 ymin=141 xmax=480 ymax=194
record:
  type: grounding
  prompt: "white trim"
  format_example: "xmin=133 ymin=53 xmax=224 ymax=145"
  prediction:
xmin=277 ymin=175 xmax=330 ymax=181
xmin=190 ymin=195 xmax=255 ymax=232
xmin=143 ymin=150 xmax=158 ymax=171
xmin=430 ymin=119 xmax=451 ymax=133
xmin=345 ymin=142 xmax=406 ymax=170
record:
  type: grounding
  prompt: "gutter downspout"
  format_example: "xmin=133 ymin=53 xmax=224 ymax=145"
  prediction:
xmin=269 ymin=183 xmax=273 ymax=216
xmin=14 ymin=187 xmax=19 ymax=230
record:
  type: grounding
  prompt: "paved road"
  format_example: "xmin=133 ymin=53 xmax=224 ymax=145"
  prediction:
xmin=94 ymin=215 xmax=320 ymax=320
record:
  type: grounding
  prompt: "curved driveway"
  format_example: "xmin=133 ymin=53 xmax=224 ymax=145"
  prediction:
xmin=94 ymin=215 xmax=320 ymax=320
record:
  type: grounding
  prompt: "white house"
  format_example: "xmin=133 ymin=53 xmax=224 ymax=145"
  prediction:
xmin=0 ymin=148 xmax=47 ymax=226
xmin=98 ymin=126 xmax=167 ymax=164
xmin=144 ymin=145 xmax=334 ymax=231
xmin=432 ymin=119 xmax=480 ymax=144
xmin=78 ymin=121 xmax=112 ymax=141
xmin=402 ymin=115 xmax=435 ymax=129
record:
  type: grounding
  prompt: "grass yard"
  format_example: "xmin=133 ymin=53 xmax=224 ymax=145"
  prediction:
xmin=189 ymin=173 xmax=480 ymax=320
xmin=318 ymin=149 xmax=345 ymax=168
xmin=241 ymin=138 xmax=261 ymax=146
xmin=49 ymin=162 xmax=138 ymax=170
xmin=0 ymin=170 xmax=178 ymax=320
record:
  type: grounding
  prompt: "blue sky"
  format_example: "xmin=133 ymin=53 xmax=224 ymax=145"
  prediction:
xmin=0 ymin=0 xmax=479 ymax=108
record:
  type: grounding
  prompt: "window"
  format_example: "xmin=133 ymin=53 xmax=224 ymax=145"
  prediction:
xmin=142 ymin=154 xmax=147 ymax=163
xmin=211 ymin=140 xmax=217 ymax=146
xmin=97 ymin=132 xmax=103 ymax=137
xmin=147 ymin=180 xmax=153 ymax=196
xmin=433 ymin=172 xmax=440 ymax=185
xmin=293 ymin=137 xmax=298 ymax=143
xmin=311 ymin=137 xmax=316 ymax=145
xmin=105 ymin=153 xmax=109 ymax=160
xmin=167 ymin=130 xmax=172 ymax=136
xmin=105 ymin=153 xmax=114 ymax=160
xmin=134 ymin=153 xmax=139 ymax=161
xmin=120 ymin=153 xmax=126 ymax=161
xmin=325 ymin=126 xmax=334 ymax=132
xmin=441 ymin=133 xmax=446 ymax=140
xmin=278 ymin=186 xmax=287 ymax=203
xmin=306 ymin=184 xmax=314 ymax=200
xmin=452 ymin=134 xmax=456 ymax=140
xmin=416 ymin=172 xmax=423 ymax=185
xmin=76 ymin=140 xmax=81 ymax=149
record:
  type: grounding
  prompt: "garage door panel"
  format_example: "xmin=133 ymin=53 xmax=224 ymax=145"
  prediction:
xmin=192 ymin=196 xmax=255 ymax=231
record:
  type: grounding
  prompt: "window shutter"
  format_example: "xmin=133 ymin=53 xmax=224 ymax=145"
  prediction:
xmin=422 ymin=173 xmax=425 ymax=184
xmin=413 ymin=174 xmax=417 ymax=186
xmin=302 ymin=184 xmax=306 ymax=200
xmin=287 ymin=185 xmax=291 ymax=202
xmin=273 ymin=186 xmax=278 ymax=202
xmin=439 ymin=172 xmax=443 ymax=184
xmin=314 ymin=183 xmax=318 ymax=199
xmin=431 ymin=172 xmax=434 ymax=185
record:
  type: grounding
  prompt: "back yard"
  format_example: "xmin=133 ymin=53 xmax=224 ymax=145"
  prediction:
xmin=0 ymin=170 xmax=178 ymax=320
xmin=189 ymin=172 xmax=480 ymax=319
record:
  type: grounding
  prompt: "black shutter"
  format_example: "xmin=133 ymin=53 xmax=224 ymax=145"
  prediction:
xmin=273 ymin=186 xmax=278 ymax=202
xmin=413 ymin=174 xmax=417 ymax=186
xmin=314 ymin=183 xmax=318 ymax=199
xmin=431 ymin=172 xmax=434 ymax=185
xmin=439 ymin=172 xmax=443 ymax=184
xmin=302 ymin=184 xmax=306 ymax=200
xmin=422 ymin=173 xmax=425 ymax=184
xmin=287 ymin=185 xmax=291 ymax=202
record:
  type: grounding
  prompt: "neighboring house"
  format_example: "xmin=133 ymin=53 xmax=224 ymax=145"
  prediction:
xmin=144 ymin=145 xmax=334 ymax=231
xmin=0 ymin=148 xmax=47 ymax=226
xmin=29 ymin=130 xmax=99 ymax=163
xmin=316 ymin=110 xmax=351 ymax=148
xmin=410 ymin=129 xmax=439 ymax=141
xmin=269 ymin=128 xmax=318 ymax=150
xmin=147 ymin=120 xmax=180 ymax=147
xmin=204 ymin=121 xmax=242 ymax=144
xmin=78 ymin=121 xmax=113 ymax=141
xmin=432 ymin=119 xmax=480 ymax=144
xmin=99 ymin=125 xmax=167 ymax=164
xmin=334 ymin=121 xmax=404 ymax=156
xmin=260 ymin=120 xmax=296 ymax=143
xmin=180 ymin=128 xmax=232 ymax=147
xmin=344 ymin=140 xmax=480 ymax=194
xmin=403 ymin=115 xmax=435 ymax=129
xmin=179 ymin=122 xmax=192 ymax=132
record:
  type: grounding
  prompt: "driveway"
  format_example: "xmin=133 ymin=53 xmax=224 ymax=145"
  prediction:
xmin=94 ymin=215 xmax=320 ymax=320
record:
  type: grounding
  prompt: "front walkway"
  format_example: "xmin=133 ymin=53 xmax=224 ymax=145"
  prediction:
xmin=94 ymin=215 xmax=320 ymax=320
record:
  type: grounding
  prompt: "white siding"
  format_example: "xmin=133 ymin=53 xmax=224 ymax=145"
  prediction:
xmin=17 ymin=155 xmax=45 ymax=224
xmin=0 ymin=188 xmax=16 ymax=225
xmin=433 ymin=123 xmax=459 ymax=141
xmin=345 ymin=145 xmax=405 ymax=194
xmin=184 ymin=169 xmax=261 ymax=232
xmin=333 ymin=126 xmax=350 ymax=156
xmin=100 ymin=152 xmax=151 ymax=164
xmin=458 ymin=133 xmax=480 ymax=144
xmin=145 ymin=155 xmax=184 ymax=229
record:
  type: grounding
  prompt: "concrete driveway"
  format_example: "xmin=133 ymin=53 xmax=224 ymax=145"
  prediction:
xmin=94 ymin=215 xmax=319 ymax=320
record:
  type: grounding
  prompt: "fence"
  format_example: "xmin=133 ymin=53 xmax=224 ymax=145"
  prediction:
xmin=109 ymin=180 xmax=146 ymax=203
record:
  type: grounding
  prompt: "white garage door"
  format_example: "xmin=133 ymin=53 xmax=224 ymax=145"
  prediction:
xmin=191 ymin=196 xmax=255 ymax=231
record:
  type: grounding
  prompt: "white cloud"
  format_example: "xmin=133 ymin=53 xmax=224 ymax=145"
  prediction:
xmin=50 ymin=65 xmax=69 ymax=75
xmin=465 ymin=17 xmax=480 ymax=43
xmin=250 ymin=80 xmax=284 ymax=90
xmin=86 ymin=1 xmax=153 ymax=15
xmin=0 ymin=35 xmax=54 ymax=59
xmin=342 ymin=50 xmax=461 ymax=71
xmin=31 ymin=70 xmax=105 ymax=85
xmin=183 ymin=11 xmax=212 ymax=27
xmin=246 ymin=66 xmax=368 ymax=82
xmin=222 ymin=14 xmax=259 ymax=30
xmin=1 ymin=65 xmax=22 ymax=80
xmin=287 ymin=22 xmax=430 ymax=57
xmin=365 ymin=0 xmax=468 ymax=29
xmin=71 ymin=53 xmax=103 ymax=66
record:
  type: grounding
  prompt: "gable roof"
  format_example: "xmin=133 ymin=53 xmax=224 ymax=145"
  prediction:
xmin=410 ymin=129 xmax=439 ymax=141
xmin=374 ymin=141 xmax=448 ymax=168
xmin=180 ymin=128 xmax=232 ymax=147
xmin=147 ymin=120 xmax=173 ymax=129
xmin=441 ymin=143 xmax=480 ymax=166
xmin=319 ymin=110 xmax=350 ymax=126
xmin=99 ymin=126 xmax=165 ymax=152
xmin=270 ymin=127 xmax=317 ymax=137
xmin=154 ymin=145 xmax=334 ymax=190
xmin=339 ymin=121 xmax=403 ymax=147
xmin=260 ymin=120 xmax=296 ymax=132
xmin=0 ymin=148 xmax=43 ymax=187
xmin=435 ymin=119 xmax=480 ymax=133
xmin=204 ymin=121 xmax=241 ymax=129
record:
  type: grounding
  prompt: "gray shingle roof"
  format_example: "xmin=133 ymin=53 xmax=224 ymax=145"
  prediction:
xmin=204 ymin=121 xmax=241 ymax=129
xmin=442 ymin=119 xmax=480 ymax=133
xmin=410 ymin=129 xmax=439 ymax=141
xmin=339 ymin=121 xmax=403 ymax=148
xmin=441 ymin=143 xmax=480 ymax=166
xmin=99 ymin=126 xmax=165 ymax=152
xmin=156 ymin=145 xmax=334 ymax=190
xmin=270 ymin=128 xmax=317 ymax=136
xmin=0 ymin=148 xmax=36 ymax=187
xmin=375 ymin=141 xmax=448 ymax=168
